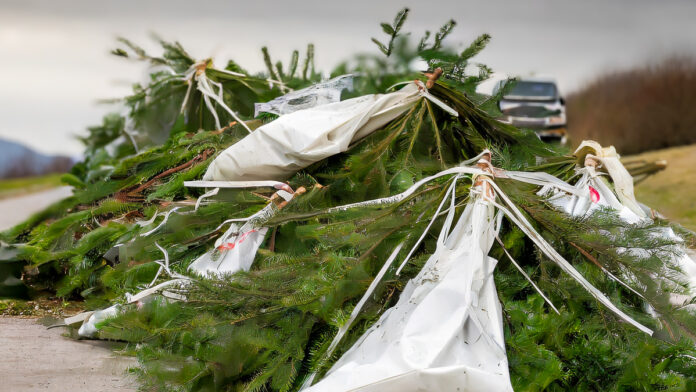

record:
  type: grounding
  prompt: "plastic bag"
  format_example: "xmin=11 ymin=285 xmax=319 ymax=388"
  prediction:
xmin=305 ymin=187 xmax=513 ymax=392
xmin=254 ymin=74 xmax=354 ymax=117
xmin=188 ymin=226 xmax=269 ymax=277
xmin=204 ymin=83 xmax=422 ymax=182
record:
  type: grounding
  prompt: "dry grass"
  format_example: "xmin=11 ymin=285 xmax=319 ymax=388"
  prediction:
xmin=567 ymin=57 xmax=696 ymax=155
xmin=0 ymin=173 xmax=63 ymax=200
xmin=628 ymin=143 xmax=696 ymax=231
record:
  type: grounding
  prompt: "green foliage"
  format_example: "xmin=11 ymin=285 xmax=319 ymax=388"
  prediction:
xmin=1 ymin=8 xmax=695 ymax=392
xmin=371 ymin=7 xmax=409 ymax=56
xmin=418 ymin=19 xmax=457 ymax=52
xmin=302 ymin=44 xmax=315 ymax=81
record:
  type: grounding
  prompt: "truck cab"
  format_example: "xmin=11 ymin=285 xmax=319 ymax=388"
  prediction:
xmin=496 ymin=78 xmax=567 ymax=144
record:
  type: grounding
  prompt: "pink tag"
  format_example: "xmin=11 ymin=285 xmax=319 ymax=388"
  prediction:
xmin=589 ymin=186 xmax=600 ymax=203
xmin=217 ymin=229 xmax=258 ymax=251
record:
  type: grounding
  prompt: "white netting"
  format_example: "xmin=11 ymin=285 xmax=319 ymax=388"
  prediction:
xmin=254 ymin=74 xmax=354 ymax=117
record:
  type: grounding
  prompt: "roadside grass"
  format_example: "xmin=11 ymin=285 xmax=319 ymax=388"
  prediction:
xmin=0 ymin=173 xmax=64 ymax=200
xmin=627 ymin=143 xmax=696 ymax=231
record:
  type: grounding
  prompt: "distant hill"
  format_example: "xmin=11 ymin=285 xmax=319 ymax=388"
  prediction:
xmin=0 ymin=138 xmax=74 ymax=179
xmin=566 ymin=56 xmax=696 ymax=155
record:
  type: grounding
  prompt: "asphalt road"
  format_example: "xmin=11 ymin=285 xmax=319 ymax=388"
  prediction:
xmin=1 ymin=187 xmax=137 ymax=391
xmin=0 ymin=317 xmax=136 ymax=391
xmin=0 ymin=186 xmax=73 ymax=231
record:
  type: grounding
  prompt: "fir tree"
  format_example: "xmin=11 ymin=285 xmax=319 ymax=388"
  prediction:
xmin=1 ymin=8 xmax=694 ymax=392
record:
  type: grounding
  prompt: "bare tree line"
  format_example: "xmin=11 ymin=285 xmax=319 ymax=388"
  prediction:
xmin=567 ymin=56 xmax=696 ymax=154
xmin=2 ymin=155 xmax=74 ymax=179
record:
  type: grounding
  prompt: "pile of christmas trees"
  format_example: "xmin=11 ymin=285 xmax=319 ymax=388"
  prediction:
xmin=2 ymin=9 xmax=695 ymax=391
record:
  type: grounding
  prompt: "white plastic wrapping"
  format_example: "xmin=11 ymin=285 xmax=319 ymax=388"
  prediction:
xmin=303 ymin=158 xmax=659 ymax=391
xmin=542 ymin=152 xmax=696 ymax=297
xmin=574 ymin=140 xmax=646 ymax=218
xmin=254 ymin=75 xmax=354 ymax=117
xmin=203 ymin=83 xmax=423 ymax=182
xmin=77 ymin=304 xmax=121 ymax=338
xmin=188 ymin=226 xmax=269 ymax=277
xmin=305 ymin=184 xmax=513 ymax=392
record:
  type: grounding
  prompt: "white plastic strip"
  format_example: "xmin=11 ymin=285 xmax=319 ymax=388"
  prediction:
xmin=419 ymin=88 xmax=459 ymax=117
xmin=276 ymin=190 xmax=294 ymax=202
xmin=141 ymin=207 xmax=182 ymax=237
xmin=482 ymin=178 xmax=653 ymax=335
xmin=395 ymin=176 xmax=459 ymax=276
xmin=505 ymin=171 xmax=583 ymax=196
xmin=135 ymin=211 xmax=160 ymax=227
xmin=127 ymin=278 xmax=190 ymax=304
xmin=326 ymin=164 xmax=591 ymax=216
xmin=196 ymin=73 xmax=253 ymax=133
xmin=302 ymin=242 xmax=405 ymax=389
xmin=180 ymin=72 xmax=195 ymax=113
xmin=147 ymin=242 xmax=190 ymax=288
xmin=328 ymin=166 xmax=485 ymax=213
xmin=460 ymin=149 xmax=492 ymax=166
xmin=214 ymin=68 xmax=247 ymax=78
xmin=195 ymin=187 xmax=219 ymax=210
xmin=384 ymin=80 xmax=458 ymax=116
xmin=184 ymin=180 xmax=288 ymax=189
xmin=495 ymin=236 xmax=560 ymax=314
xmin=327 ymin=244 xmax=404 ymax=355
xmin=64 ymin=311 xmax=95 ymax=326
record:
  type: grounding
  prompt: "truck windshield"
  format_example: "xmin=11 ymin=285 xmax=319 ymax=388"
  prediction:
xmin=505 ymin=81 xmax=557 ymax=100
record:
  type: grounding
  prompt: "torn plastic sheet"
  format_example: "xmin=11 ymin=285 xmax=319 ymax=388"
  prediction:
xmin=254 ymin=74 xmax=354 ymax=117
xmin=77 ymin=304 xmax=121 ymax=338
xmin=574 ymin=140 xmax=646 ymax=218
xmin=71 ymin=184 xmax=287 ymax=337
xmin=204 ymin=82 xmax=424 ymax=182
xmin=304 ymin=183 xmax=513 ymax=392
xmin=188 ymin=227 xmax=269 ymax=277
xmin=543 ymin=165 xmax=696 ymax=298
xmin=304 ymin=161 xmax=652 ymax=391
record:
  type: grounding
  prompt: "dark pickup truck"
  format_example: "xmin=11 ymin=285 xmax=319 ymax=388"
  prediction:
xmin=497 ymin=78 xmax=567 ymax=144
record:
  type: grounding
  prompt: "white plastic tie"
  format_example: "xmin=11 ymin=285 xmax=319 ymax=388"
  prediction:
xmin=301 ymin=243 xmax=405 ymax=389
xmin=184 ymin=180 xmax=288 ymax=189
xmin=395 ymin=175 xmax=460 ymax=276
xmin=195 ymin=187 xmax=219 ymax=210
xmin=415 ymin=80 xmax=458 ymax=117
xmin=141 ymin=207 xmax=181 ymax=237
xmin=495 ymin=235 xmax=560 ymax=314
xmin=482 ymin=178 xmax=653 ymax=335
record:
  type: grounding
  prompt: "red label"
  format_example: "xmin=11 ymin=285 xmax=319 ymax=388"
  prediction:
xmin=217 ymin=229 xmax=258 ymax=251
xmin=589 ymin=186 xmax=600 ymax=203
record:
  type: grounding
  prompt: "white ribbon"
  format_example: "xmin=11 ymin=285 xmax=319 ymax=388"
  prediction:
xmin=180 ymin=63 xmax=253 ymax=133
xmin=395 ymin=175 xmax=460 ymax=275
xmin=301 ymin=242 xmax=406 ymax=388
xmin=195 ymin=187 xmax=219 ymax=210
xmin=141 ymin=207 xmax=182 ymax=237
xmin=302 ymin=162 xmax=652 ymax=386
xmin=481 ymin=178 xmax=653 ymax=335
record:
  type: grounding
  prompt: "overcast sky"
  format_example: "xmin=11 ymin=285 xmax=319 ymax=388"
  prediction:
xmin=1 ymin=0 xmax=695 ymax=156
